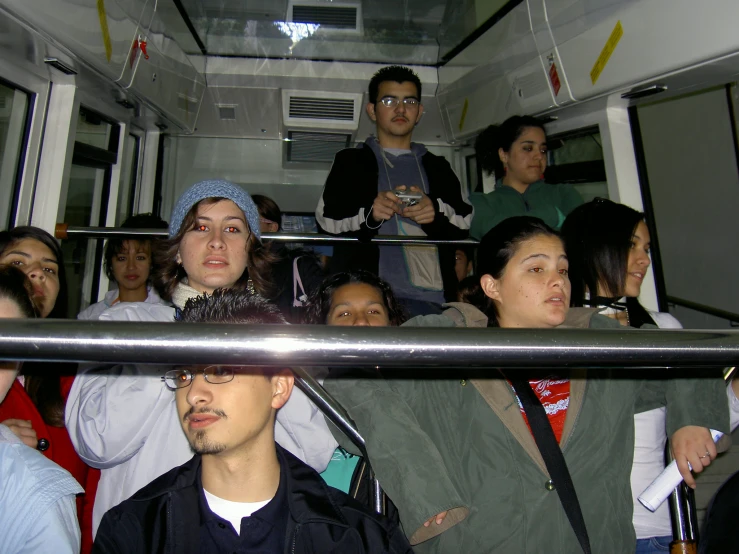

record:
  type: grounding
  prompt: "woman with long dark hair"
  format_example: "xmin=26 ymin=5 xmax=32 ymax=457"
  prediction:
xmin=470 ymin=115 xmax=582 ymax=239
xmin=325 ymin=216 xmax=728 ymax=553
xmin=66 ymin=179 xmax=337 ymax=536
xmin=561 ymin=199 xmax=739 ymax=554
xmin=0 ymin=226 xmax=99 ymax=553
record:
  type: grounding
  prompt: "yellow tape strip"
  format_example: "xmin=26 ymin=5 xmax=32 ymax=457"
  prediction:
xmin=97 ymin=0 xmax=113 ymax=63
xmin=458 ymin=98 xmax=469 ymax=132
xmin=590 ymin=20 xmax=623 ymax=85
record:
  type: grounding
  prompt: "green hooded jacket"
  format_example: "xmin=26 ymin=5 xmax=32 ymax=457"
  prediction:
xmin=324 ymin=305 xmax=730 ymax=553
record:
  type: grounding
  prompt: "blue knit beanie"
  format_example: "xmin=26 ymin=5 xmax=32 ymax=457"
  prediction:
xmin=169 ymin=180 xmax=261 ymax=240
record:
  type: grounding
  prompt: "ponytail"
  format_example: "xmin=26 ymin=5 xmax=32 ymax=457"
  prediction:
xmin=474 ymin=115 xmax=546 ymax=177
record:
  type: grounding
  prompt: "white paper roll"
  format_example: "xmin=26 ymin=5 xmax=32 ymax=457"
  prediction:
xmin=638 ymin=429 xmax=724 ymax=512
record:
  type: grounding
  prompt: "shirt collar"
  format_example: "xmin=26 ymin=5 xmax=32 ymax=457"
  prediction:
xmin=196 ymin=452 xmax=288 ymax=529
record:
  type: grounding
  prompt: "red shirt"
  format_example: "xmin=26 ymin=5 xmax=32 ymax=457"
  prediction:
xmin=515 ymin=377 xmax=571 ymax=444
xmin=0 ymin=376 xmax=99 ymax=554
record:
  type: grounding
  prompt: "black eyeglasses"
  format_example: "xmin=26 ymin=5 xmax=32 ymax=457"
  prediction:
xmin=161 ymin=365 xmax=237 ymax=390
xmin=378 ymin=97 xmax=420 ymax=108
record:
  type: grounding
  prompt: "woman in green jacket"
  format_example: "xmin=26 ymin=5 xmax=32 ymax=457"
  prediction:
xmin=469 ymin=116 xmax=583 ymax=239
xmin=324 ymin=216 xmax=729 ymax=553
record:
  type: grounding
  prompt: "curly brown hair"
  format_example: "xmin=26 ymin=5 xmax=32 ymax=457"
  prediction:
xmin=153 ymin=198 xmax=277 ymax=301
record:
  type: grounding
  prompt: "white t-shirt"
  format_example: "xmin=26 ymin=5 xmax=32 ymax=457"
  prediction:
xmin=203 ymin=489 xmax=272 ymax=536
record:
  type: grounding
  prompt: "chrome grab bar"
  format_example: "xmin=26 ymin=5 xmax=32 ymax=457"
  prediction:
xmin=1 ymin=320 xmax=738 ymax=368
xmin=54 ymin=223 xmax=479 ymax=246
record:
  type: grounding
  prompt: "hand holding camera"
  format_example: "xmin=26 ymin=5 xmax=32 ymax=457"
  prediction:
xmin=400 ymin=186 xmax=435 ymax=225
xmin=369 ymin=186 xmax=434 ymax=225
xmin=394 ymin=188 xmax=423 ymax=207
xmin=370 ymin=189 xmax=404 ymax=224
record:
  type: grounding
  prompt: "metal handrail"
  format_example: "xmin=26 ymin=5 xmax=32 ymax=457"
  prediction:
xmin=1 ymin=320 xmax=739 ymax=368
xmin=54 ymin=223 xmax=479 ymax=246
xmin=667 ymin=295 xmax=739 ymax=324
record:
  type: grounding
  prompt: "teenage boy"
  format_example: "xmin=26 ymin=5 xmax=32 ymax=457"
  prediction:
xmin=93 ymin=290 xmax=412 ymax=553
xmin=316 ymin=65 xmax=473 ymax=315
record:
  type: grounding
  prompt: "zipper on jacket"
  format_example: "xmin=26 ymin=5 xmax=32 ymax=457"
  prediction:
xmin=166 ymin=492 xmax=173 ymax=554
xmin=290 ymin=523 xmax=301 ymax=554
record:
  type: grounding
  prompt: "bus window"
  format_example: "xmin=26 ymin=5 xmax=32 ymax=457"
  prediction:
xmin=0 ymin=80 xmax=31 ymax=229
xmin=546 ymin=127 xmax=608 ymax=203
xmin=62 ymin=107 xmax=121 ymax=317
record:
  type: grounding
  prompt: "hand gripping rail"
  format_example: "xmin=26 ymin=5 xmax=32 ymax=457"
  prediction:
xmin=54 ymin=223 xmax=478 ymax=246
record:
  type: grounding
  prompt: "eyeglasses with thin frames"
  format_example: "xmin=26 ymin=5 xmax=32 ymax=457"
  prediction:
xmin=377 ymin=97 xmax=420 ymax=109
xmin=162 ymin=365 xmax=237 ymax=390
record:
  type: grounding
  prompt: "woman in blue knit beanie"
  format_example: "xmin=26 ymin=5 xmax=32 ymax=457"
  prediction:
xmin=155 ymin=179 xmax=276 ymax=304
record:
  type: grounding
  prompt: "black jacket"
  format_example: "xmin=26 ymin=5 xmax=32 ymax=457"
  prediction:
xmin=315 ymin=144 xmax=473 ymax=302
xmin=267 ymin=243 xmax=325 ymax=323
xmin=93 ymin=444 xmax=413 ymax=554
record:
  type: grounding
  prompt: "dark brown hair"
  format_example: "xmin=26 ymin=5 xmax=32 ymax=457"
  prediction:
xmin=154 ymin=198 xmax=277 ymax=301
xmin=252 ymin=194 xmax=281 ymax=230
xmin=475 ymin=115 xmax=546 ymax=176
xmin=304 ymin=270 xmax=407 ymax=326
xmin=0 ymin=264 xmax=39 ymax=318
xmin=104 ymin=213 xmax=168 ymax=282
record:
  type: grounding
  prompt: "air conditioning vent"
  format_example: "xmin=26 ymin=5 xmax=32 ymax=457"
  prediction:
xmin=217 ymin=105 xmax=237 ymax=120
xmin=282 ymin=90 xmax=362 ymax=131
xmin=291 ymin=5 xmax=357 ymax=28
xmin=287 ymin=1 xmax=362 ymax=33
xmin=289 ymin=97 xmax=354 ymax=121
xmin=287 ymin=131 xmax=350 ymax=163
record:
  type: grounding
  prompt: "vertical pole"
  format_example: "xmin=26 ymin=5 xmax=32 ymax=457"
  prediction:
xmin=667 ymin=449 xmax=698 ymax=554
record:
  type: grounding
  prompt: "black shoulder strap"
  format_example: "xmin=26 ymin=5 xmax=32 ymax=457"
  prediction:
xmin=506 ymin=375 xmax=592 ymax=554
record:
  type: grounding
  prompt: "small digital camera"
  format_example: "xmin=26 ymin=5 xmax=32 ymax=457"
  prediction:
xmin=394 ymin=190 xmax=422 ymax=207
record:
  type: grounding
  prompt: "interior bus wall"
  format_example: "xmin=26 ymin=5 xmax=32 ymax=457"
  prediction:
xmin=637 ymin=86 xmax=739 ymax=329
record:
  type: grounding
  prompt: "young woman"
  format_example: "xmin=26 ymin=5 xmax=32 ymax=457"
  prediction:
xmin=305 ymin=270 xmax=407 ymax=328
xmin=470 ymin=115 xmax=583 ymax=240
xmin=0 ymin=264 xmax=84 ymax=554
xmin=0 ymin=226 xmax=99 ymax=554
xmin=304 ymin=270 xmax=406 ymax=496
xmin=77 ymin=213 xmax=169 ymax=320
xmin=324 ymin=216 xmax=728 ymax=553
xmin=66 ymin=179 xmax=337 ymax=535
xmin=561 ymin=199 xmax=739 ymax=554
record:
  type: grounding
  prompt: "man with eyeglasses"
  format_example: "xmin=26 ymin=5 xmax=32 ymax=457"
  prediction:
xmin=92 ymin=289 xmax=412 ymax=554
xmin=316 ymin=65 xmax=473 ymax=316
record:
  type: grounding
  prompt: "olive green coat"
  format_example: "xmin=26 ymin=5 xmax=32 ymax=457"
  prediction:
xmin=323 ymin=305 xmax=730 ymax=553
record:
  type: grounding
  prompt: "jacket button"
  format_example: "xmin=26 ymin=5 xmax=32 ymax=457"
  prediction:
xmin=37 ymin=438 xmax=50 ymax=451
xmin=545 ymin=479 xmax=555 ymax=491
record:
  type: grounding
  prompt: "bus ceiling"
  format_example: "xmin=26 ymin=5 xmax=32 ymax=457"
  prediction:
xmin=1 ymin=0 xmax=739 ymax=139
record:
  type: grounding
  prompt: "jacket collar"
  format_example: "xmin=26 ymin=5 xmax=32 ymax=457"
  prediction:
xmin=128 ymin=443 xmax=349 ymax=527
xmin=495 ymin=179 xmax=546 ymax=195
xmin=468 ymin=308 xmax=596 ymax=476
